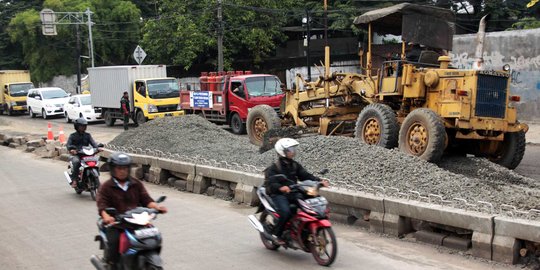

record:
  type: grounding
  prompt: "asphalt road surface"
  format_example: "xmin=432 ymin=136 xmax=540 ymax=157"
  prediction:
xmin=0 ymin=147 xmax=517 ymax=270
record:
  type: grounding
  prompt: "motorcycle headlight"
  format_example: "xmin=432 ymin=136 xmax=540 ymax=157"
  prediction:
xmin=306 ymin=187 xmax=319 ymax=196
xmin=148 ymin=104 xmax=158 ymax=113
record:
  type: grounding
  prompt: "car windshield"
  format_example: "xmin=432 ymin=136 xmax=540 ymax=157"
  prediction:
xmin=9 ymin=83 xmax=33 ymax=97
xmin=80 ymin=95 xmax=92 ymax=105
xmin=41 ymin=89 xmax=68 ymax=99
xmin=245 ymin=76 xmax=281 ymax=97
xmin=147 ymin=79 xmax=180 ymax=99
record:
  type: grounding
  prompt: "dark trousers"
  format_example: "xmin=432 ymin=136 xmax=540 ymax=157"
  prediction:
xmin=105 ymin=227 xmax=121 ymax=264
xmin=69 ymin=155 xmax=80 ymax=180
xmin=123 ymin=114 xmax=130 ymax=130
xmin=271 ymin=193 xmax=298 ymax=237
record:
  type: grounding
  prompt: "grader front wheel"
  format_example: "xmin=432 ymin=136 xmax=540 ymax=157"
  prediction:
xmin=490 ymin=131 xmax=526 ymax=170
xmin=247 ymin=105 xmax=281 ymax=146
xmin=355 ymin=103 xmax=399 ymax=148
xmin=399 ymin=109 xmax=446 ymax=162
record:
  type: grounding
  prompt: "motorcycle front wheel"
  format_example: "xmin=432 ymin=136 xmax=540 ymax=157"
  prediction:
xmin=259 ymin=211 xmax=279 ymax=250
xmin=88 ymin=175 xmax=99 ymax=201
xmin=310 ymin=227 xmax=337 ymax=266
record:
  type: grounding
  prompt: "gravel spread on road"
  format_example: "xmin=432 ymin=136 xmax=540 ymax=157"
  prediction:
xmin=109 ymin=115 xmax=540 ymax=212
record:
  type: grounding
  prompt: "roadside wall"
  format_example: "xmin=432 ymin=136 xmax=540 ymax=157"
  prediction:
xmin=451 ymin=29 xmax=540 ymax=122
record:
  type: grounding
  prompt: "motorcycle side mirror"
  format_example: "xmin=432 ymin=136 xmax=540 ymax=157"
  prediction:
xmin=156 ymin=196 xmax=167 ymax=203
xmin=105 ymin=207 xmax=117 ymax=216
xmin=319 ymin=169 xmax=329 ymax=175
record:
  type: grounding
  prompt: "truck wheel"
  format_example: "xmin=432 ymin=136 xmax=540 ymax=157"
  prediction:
xmin=355 ymin=103 xmax=399 ymax=148
xmin=247 ymin=105 xmax=280 ymax=146
xmin=399 ymin=108 xmax=446 ymax=162
xmin=104 ymin=111 xmax=116 ymax=126
xmin=136 ymin=110 xmax=146 ymax=124
xmin=491 ymin=131 xmax=526 ymax=170
xmin=230 ymin=113 xmax=246 ymax=134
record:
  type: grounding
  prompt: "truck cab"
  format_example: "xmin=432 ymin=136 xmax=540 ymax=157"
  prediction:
xmin=180 ymin=71 xmax=284 ymax=134
xmin=3 ymin=83 xmax=34 ymax=115
xmin=133 ymin=77 xmax=183 ymax=123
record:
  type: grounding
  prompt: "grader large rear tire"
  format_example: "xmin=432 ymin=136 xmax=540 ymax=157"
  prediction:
xmin=491 ymin=131 xmax=526 ymax=170
xmin=399 ymin=108 xmax=446 ymax=162
xmin=354 ymin=103 xmax=399 ymax=148
xmin=247 ymin=105 xmax=281 ymax=146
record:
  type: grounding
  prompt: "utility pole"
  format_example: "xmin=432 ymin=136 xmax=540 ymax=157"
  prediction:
xmin=217 ymin=0 xmax=224 ymax=72
xmin=85 ymin=8 xmax=95 ymax=67
xmin=305 ymin=9 xmax=312 ymax=81
xmin=76 ymin=24 xmax=81 ymax=94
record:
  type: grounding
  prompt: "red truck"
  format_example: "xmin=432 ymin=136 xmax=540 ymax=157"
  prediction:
xmin=179 ymin=71 xmax=284 ymax=134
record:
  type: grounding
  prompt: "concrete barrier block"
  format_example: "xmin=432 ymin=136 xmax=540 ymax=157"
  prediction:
xmin=369 ymin=211 xmax=385 ymax=234
xmin=174 ymin=179 xmax=187 ymax=190
xmin=442 ymin=236 xmax=471 ymax=251
xmin=206 ymin=186 xmax=216 ymax=196
xmin=492 ymin=235 xmax=520 ymax=264
xmin=471 ymin=231 xmax=493 ymax=260
xmin=415 ymin=230 xmax=446 ymax=246
xmin=494 ymin=216 xmax=540 ymax=243
xmin=186 ymin=173 xmax=195 ymax=192
xmin=157 ymin=159 xmax=195 ymax=176
xmin=383 ymin=198 xmax=494 ymax=234
xmin=234 ymin=183 xmax=258 ymax=206
xmin=320 ymin=189 xmax=384 ymax=213
xmin=383 ymin=213 xmax=413 ymax=237
xmin=170 ymin=171 xmax=189 ymax=180
xmin=192 ymin=175 xmax=210 ymax=194
xmin=195 ymin=165 xmax=263 ymax=187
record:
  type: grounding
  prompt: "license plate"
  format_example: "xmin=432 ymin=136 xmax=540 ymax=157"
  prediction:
xmin=134 ymin=227 xmax=159 ymax=238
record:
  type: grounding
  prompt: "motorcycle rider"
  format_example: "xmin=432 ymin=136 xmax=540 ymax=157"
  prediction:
xmin=67 ymin=118 xmax=100 ymax=188
xmin=97 ymin=152 xmax=168 ymax=268
xmin=265 ymin=138 xmax=329 ymax=245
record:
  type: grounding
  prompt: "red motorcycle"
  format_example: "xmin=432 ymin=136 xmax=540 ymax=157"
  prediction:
xmin=64 ymin=144 xmax=103 ymax=201
xmin=248 ymin=174 xmax=338 ymax=266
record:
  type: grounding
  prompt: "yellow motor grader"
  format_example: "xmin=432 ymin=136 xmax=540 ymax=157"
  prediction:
xmin=246 ymin=3 xmax=528 ymax=169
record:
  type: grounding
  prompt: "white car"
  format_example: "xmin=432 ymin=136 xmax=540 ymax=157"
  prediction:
xmin=27 ymin=87 xmax=70 ymax=119
xmin=64 ymin=94 xmax=103 ymax=123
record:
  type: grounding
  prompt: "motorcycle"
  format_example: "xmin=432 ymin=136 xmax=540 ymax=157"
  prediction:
xmin=90 ymin=196 xmax=167 ymax=270
xmin=63 ymin=144 xmax=104 ymax=201
xmin=248 ymin=172 xmax=338 ymax=266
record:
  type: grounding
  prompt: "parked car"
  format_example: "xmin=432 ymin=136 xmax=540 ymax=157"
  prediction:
xmin=64 ymin=94 xmax=103 ymax=123
xmin=26 ymin=87 xmax=70 ymax=119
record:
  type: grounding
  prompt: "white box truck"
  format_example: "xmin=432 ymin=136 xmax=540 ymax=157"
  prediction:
xmin=88 ymin=65 xmax=184 ymax=126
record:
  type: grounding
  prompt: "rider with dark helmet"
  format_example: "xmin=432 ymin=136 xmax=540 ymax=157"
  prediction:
xmin=66 ymin=118 xmax=99 ymax=188
xmin=265 ymin=138 xmax=329 ymax=245
xmin=97 ymin=152 xmax=168 ymax=268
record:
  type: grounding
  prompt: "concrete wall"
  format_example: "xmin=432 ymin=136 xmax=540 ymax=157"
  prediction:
xmin=39 ymin=74 xmax=82 ymax=95
xmin=451 ymin=29 xmax=540 ymax=121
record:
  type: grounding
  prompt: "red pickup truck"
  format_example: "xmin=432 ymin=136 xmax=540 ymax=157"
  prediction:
xmin=179 ymin=71 xmax=284 ymax=134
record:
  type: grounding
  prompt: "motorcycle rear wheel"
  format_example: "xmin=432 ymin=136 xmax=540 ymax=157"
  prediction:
xmin=259 ymin=212 xmax=279 ymax=250
xmin=310 ymin=227 xmax=338 ymax=266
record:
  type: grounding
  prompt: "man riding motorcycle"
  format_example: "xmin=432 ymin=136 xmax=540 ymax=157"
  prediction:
xmin=96 ymin=152 xmax=168 ymax=269
xmin=265 ymin=138 xmax=329 ymax=245
xmin=67 ymin=118 xmax=100 ymax=188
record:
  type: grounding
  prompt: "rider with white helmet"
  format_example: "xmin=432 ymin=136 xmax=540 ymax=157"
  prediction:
xmin=265 ymin=138 xmax=329 ymax=245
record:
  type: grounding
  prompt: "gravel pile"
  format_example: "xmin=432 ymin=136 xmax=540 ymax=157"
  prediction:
xmin=110 ymin=115 xmax=540 ymax=211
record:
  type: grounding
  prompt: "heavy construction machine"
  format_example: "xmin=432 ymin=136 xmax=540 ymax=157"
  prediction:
xmin=246 ymin=3 xmax=528 ymax=169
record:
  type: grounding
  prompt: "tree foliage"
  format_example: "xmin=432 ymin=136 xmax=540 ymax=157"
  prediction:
xmin=7 ymin=0 xmax=141 ymax=82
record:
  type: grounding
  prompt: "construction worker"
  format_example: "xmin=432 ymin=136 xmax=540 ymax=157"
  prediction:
xmin=120 ymin=92 xmax=138 ymax=130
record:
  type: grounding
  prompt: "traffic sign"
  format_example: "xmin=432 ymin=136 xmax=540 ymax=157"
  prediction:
xmin=133 ymin=45 xmax=147 ymax=65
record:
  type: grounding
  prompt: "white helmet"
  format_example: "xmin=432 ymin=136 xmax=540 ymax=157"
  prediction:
xmin=275 ymin=138 xmax=299 ymax=158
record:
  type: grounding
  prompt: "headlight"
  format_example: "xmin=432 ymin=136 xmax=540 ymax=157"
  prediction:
xmin=306 ymin=187 xmax=319 ymax=196
xmin=11 ymin=102 xmax=17 ymax=106
xmin=503 ymin=64 xmax=511 ymax=71
xmin=148 ymin=105 xmax=158 ymax=113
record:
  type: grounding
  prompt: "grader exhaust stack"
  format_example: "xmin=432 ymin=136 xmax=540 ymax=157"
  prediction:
xmin=473 ymin=15 xmax=489 ymax=70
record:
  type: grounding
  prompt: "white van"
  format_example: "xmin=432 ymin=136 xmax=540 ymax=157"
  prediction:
xmin=27 ymin=87 xmax=70 ymax=119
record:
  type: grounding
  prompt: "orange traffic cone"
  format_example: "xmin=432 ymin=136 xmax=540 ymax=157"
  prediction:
xmin=47 ymin=122 xmax=54 ymax=141
xmin=58 ymin=125 xmax=66 ymax=144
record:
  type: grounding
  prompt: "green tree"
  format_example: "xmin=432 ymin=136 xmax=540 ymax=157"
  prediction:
xmin=8 ymin=0 xmax=141 ymax=82
xmin=0 ymin=0 xmax=43 ymax=69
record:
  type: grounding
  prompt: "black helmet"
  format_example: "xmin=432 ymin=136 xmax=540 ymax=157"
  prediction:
xmin=74 ymin=117 xmax=88 ymax=131
xmin=108 ymin=152 xmax=132 ymax=168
